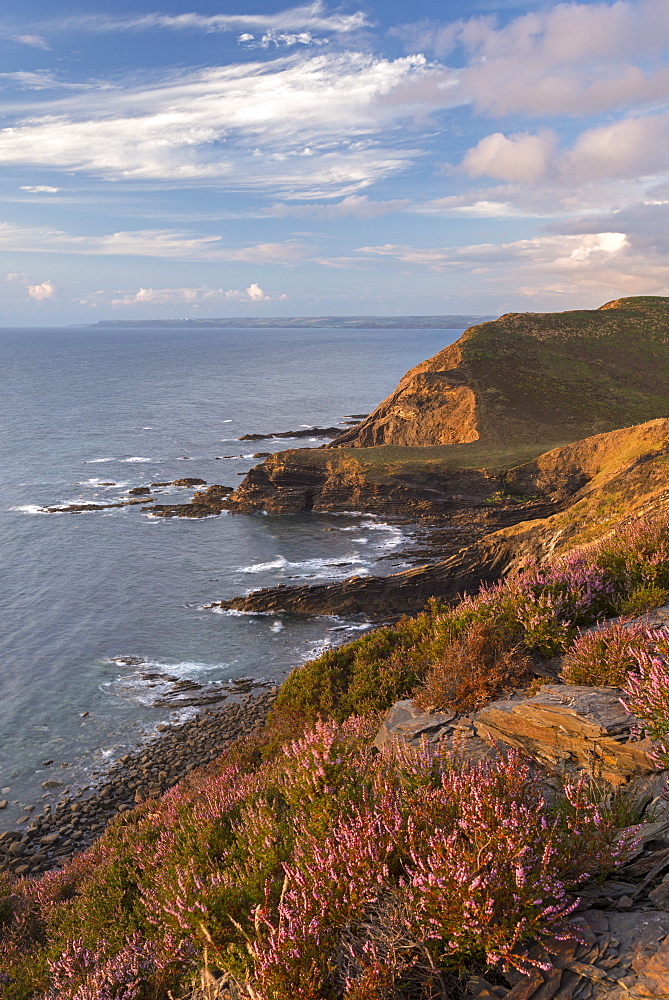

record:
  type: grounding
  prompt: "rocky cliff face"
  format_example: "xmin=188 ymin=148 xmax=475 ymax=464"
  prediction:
xmin=227 ymin=449 xmax=504 ymax=515
xmin=330 ymin=296 xmax=669 ymax=449
xmin=218 ymin=418 xmax=669 ymax=615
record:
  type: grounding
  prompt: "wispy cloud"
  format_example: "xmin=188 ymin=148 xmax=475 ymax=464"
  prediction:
xmin=266 ymin=194 xmax=412 ymax=218
xmin=0 ymin=70 xmax=96 ymax=90
xmin=0 ymin=222 xmax=312 ymax=263
xmin=352 ymin=230 xmax=669 ymax=305
xmin=0 ymin=54 xmax=438 ymax=194
xmin=23 ymin=3 xmax=370 ymax=38
xmin=12 ymin=33 xmax=50 ymax=50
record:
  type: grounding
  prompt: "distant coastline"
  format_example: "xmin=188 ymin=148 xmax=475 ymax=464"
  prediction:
xmin=91 ymin=314 xmax=493 ymax=330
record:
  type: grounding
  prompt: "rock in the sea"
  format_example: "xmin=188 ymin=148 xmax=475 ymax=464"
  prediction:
xmin=127 ymin=487 xmax=151 ymax=495
xmin=146 ymin=484 xmax=234 ymax=518
xmin=171 ymin=478 xmax=206 ymax=487
xmin=239 ymin=427 xmax=343 ymax=441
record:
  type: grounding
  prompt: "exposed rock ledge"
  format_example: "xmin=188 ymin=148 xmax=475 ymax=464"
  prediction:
xmin=375 ymin=686 xmax=669 ymax=999
xmin=212 ymin=418 xmax=669 ymax=615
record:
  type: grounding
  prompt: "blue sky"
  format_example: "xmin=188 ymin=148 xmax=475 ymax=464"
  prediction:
xmin=0 ymin=0 xmax=668 ymax=324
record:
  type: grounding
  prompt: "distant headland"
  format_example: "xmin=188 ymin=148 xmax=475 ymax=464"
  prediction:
xmin=91 ymin=314 xmax=493 ymax=330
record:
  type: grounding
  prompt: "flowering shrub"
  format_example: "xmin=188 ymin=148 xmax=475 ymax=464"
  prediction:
xmin=561 ymin=621 xmax=650 ymax=686
xmin=0 ymin=720 xmax=635 ymax=1000
xmin=6 ymin=511 xmax=669 ymax=998
xmin=413 ymin=620 xmax=532 ymax=713
xmin=624 ymin=628 xmax=669 ymax=767
xmin=271 ymin=509 xmax=669 ymax=726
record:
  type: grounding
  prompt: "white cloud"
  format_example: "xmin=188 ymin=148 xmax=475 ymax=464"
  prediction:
xmin=357 ymin=232 xmax=629 ymax=271
xmin=20 ymin=185 xmax=60 ymax=193
xmin=0 ymin=221 xmax=311 ymax=263
xmin=96 ymin=283 xmax=282 ymax=307
xmin=461 ymin=112 xmax=669 ymax=188
xmin=267 ymin=194 xmax=412 ymax=218
xmin=27 ymin=4 xmax=370 ymax=38
xmin=241 ymin=30 xmax=327 ymax=49
xmin=462 ymin=130 xmax=557 ymax=183
xmin=0 ymin=54 xmax=437 ymax=194
xmin=12 ymin=34 xmax=50 ymax=50
xmin=0 ymin=70 xmax=93 ymax=90
xmin=351 ymin=230 xmax=669 ymax=305
xmin=27 ymin=280 xmax=56 ymax=300
xmin=397 ymin=0 xmax=669 ymax=116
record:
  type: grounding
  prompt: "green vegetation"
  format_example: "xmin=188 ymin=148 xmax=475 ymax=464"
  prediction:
xmin=3 ymin=509 xmax=669 ymax=997
xmin=270 ymin=439 xmax=566 ymax=482
xmin=456 ymin=297 xmax=669 ymax=442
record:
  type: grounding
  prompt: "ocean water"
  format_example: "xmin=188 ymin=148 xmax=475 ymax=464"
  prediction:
xmin=0 ymin=325 xmax=461 ymax=821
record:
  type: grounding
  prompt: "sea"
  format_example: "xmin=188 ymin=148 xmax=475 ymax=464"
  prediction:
xmin=0 ymin=324 xmax=462 ymax=824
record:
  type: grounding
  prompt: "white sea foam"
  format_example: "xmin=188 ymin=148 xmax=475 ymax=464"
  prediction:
xmin=100 ymin=656 xmax=241 ymax=708
xmin=239 ymin=554 xmax=370 ymax=576
xmin=120 ymin=457 xmax=153 ymax=463
xmin=85 ymin=457 xmax=115 ymax=464
xmin=103 ymin=656 xmax=227 ymax=679
xmin=10 ymin=504 xmax=46 ymax=514
xmin=210 ymin=607 xmax=270 ymax=616
xmin=343 ymin=519 xmax=405 ymax=550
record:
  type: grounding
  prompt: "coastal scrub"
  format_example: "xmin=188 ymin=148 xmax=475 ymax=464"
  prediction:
xmin=0 ymin=720 xmax=632 ymax=999
xmin=270 ymin=509 xmax=669 ymax=734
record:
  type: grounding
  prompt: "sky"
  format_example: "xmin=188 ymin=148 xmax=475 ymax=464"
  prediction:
xmin=0 ymin=0 xmax=668 ymax=324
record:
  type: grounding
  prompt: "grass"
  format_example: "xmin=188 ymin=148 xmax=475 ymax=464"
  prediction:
xmin=264 ymin=439 xmax=568 ymax=481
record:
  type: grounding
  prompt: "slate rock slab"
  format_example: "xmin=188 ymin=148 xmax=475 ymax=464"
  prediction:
xmin=373 ymin=699 xmax=456 ymax=750
xmin=474 ymin=685 xmax=656 ymax=783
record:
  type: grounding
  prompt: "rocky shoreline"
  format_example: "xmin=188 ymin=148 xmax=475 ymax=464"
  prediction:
xmin=0 ymin=688 xmax=277 ymax=879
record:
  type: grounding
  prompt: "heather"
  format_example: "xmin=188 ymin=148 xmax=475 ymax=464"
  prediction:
xmin=560 ymin=621 xmax=651 ymax=687
xmin=4 ymin=509 xmax=669 ymax=997
xmin=270 ymin=509 xmax=669 ymax=731
xmin=0 ymin=720 xmax=633 ymax=999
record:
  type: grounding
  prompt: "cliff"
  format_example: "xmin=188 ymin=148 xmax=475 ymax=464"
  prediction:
xmin=217 ymin=418 xmax=669 ymax=614
xmin=329 ymin=296 xmax=669 ymax=449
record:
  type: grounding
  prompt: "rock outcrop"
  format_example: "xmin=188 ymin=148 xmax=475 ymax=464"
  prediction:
xmin=474 ymin=685 xmax=655 ymax=784
xmin=214 ymin=419 xmax=669 ymax=614
xmin=374 ymin=687 xmax=669 ymax=999
xmin=330 ymin=296 xmax=669 ymax=449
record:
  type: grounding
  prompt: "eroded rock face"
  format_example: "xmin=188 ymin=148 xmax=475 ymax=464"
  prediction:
xmin=330 ymin=296 xmax=669 ymax=450
xmin=227 ymin=451 xmax=506 ymax=515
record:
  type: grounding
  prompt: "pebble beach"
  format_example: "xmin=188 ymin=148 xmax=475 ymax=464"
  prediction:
xmin=0 ymin=688 xmax=278 ymax=879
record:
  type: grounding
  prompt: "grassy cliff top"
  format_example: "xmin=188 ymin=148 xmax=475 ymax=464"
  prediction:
xmin=331 ymin=296 xmax=669 ymax=450
xmin=438 ymin=296 xmax=669 ymax=442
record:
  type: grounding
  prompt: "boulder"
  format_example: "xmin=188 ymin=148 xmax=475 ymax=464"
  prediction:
xmin=474 ymin=685 xmax=656 ymax=784
xmin=373 ymin=699 xmax=457 ymax=750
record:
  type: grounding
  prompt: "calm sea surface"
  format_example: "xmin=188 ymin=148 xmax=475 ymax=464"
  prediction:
xmin=0 ymin=325 xmax=461 ymax=822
